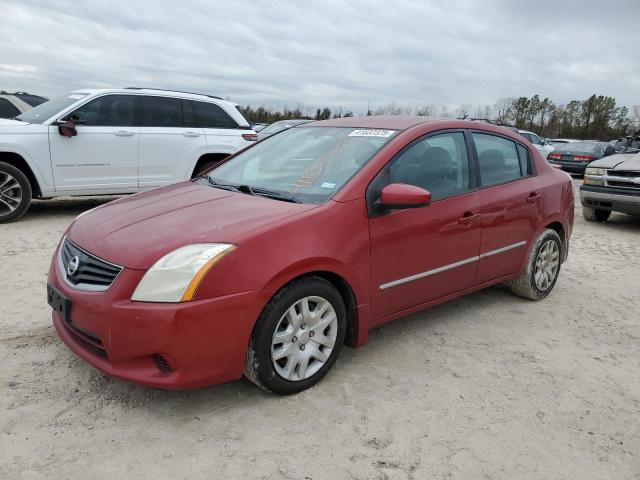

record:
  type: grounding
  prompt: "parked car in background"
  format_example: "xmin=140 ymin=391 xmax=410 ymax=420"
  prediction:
xmin=48 ymin=116 xmax=574 ymax=394
xmin=0 ymin=91 xmax=48 ymax=118
xmin=549 ymin=138 xmax=577 ymax=149
xmin=612 ymin=130 xmax=640 ymax=153
xmin=547 ymin=141 xmax=615 ymax=174
xmin=257 ymin=119 xmax=313 ymax=140
xmin=581 ymin=151 xmax=640 ymax=222
xmin=517 ymin=130 xmax=555 ymax=158
xmin=251 ymin=123 xmax=269 ymax=132
xmin=0 ymin=88 xmax=256 ymax=222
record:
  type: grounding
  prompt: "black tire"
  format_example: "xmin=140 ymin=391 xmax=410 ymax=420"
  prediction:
xmin=244 ymin=276 xmax=346 ymax=395
xmin=582 ymin=207 xmax=610 ymax=223
xmin=0 ymin=162 xmax=32 ymax=223
xmin=192 ymin=161 xmax=221 ymax=178
xmin=507 ymin=229 xmax=562 ymax=301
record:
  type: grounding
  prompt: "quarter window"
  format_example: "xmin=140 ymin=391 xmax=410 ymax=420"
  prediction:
xmin=141 ymin=96 xmax=183 ymax=127
xmin=388 ymin=132 xmax=470 ymax=201
xmin=67 ymin=95 xmax=137 ymax=127
xmin=193 ymin=101 xmax=238 ymax=129
xmin=0 ymin=98 xmax=20 ymax=118
xmin=473 ymin=133 xmax=526 ymax=186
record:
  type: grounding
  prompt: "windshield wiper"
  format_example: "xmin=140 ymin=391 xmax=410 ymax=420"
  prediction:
xmin=207 ymin=177 xmax=299 ymax=203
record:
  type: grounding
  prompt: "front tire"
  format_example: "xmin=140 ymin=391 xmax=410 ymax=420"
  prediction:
xmin=0 ymin=162 xmax=32 ymax=223
xmin=508 ymin=229 xmax=562 ymax=301
xmin=582 ymin=207 xmax=610 ymax=223
xmin=245 ymin=277 xmax=346 ymax=394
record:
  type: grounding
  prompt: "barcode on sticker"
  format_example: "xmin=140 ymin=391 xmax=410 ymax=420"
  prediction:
xmin=348 ymin=129 xmax=396 ymax=138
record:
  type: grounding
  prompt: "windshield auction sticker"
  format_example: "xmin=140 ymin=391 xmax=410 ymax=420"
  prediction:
xmin=348 ymin=129 xmax=396 ymax=138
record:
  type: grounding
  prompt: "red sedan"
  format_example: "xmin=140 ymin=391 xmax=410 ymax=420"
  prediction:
xmin=48 ymin=117 xmax=574 ymax=394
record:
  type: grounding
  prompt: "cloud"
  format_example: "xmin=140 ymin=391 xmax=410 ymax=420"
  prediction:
xmin=1 ymin=0 xmax=638 ymax=113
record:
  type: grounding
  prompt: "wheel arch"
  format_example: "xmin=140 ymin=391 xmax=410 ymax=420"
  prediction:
xmin=0 ymin=151 xmax=42 ymax=197
xmin=190 ymin=152 xmax=232 ymax=178
xmin=543 ymin=220 xmax=567 ymax=262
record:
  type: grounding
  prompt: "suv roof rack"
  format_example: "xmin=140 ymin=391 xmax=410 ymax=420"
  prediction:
xmin=124 ymin=87 xmax=223 ymax=100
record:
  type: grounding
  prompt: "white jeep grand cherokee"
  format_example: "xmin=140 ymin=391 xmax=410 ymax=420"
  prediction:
xmin=0 ymin=88 xmax=257 ymax=222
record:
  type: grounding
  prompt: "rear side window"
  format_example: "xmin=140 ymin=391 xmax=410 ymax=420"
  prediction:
xmin=0 ymin=98 xmax=20 ymax=118
xmin=141 ymin=96 xmax=183 ymax=127
xmin=516 ymin=144 xmax=532 ymax=175
xmin=473 ymin=133 xmax=526 ymax=186
xmin=14 ymin=93 xmax=48 ymax=107
xmin=67 ymin=95 xmax=137 ymax=127
xmin=193 ymin=101 xmax=238 ymax=129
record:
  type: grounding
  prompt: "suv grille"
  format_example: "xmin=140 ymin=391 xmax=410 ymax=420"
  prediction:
xmin=59 ymin=238 xmax=122 ymax=291
xmin=606 ymin=170 xmax=640 ymax=190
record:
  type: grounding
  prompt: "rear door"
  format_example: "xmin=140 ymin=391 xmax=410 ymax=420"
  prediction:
xmin=138 ymin=96 xmax=207 ymax=188
xmin=48 ymin=94 xmax=139 ymax=191
xmin=193 ymin=100 xmax=248 ymax=154
xmin=471 ymin=132 xmax=543 ymax=284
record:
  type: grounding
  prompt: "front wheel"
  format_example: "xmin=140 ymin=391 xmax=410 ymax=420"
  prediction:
xmin=508 ymin=229 xmax=562 ymax=301
xmin=582 ymin=207 xmax=610 ymax=223
xmin=245 ymin=277 xmax=346 ymax=394
xmin=0 ymin=162 xmax=32 ymax=223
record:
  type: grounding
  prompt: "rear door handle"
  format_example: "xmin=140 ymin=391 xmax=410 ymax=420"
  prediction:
xmin=183 ymin=131 xmax=200 ymax=137
xmin=458 ymin=212 xmax=480 ymax=226
xmin=113 ymin=130 xmax=134 ymax=137
xmin=527 ymin=193 xmax=542 ymax=204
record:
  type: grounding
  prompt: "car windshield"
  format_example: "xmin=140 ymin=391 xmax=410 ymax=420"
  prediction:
xmin=15 ymin=92 xmax=88 ymax=124
xmin=209 ymin=126 xmax=397 ymax=204
xmin=562 ymin=142 xmax=600 ymax=152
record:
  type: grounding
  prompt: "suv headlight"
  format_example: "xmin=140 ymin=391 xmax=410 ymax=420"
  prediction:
xmin=132 ymin=243 xmax=236 ymax=302
xmin=584 ymin=167 xmax=606 ymax=186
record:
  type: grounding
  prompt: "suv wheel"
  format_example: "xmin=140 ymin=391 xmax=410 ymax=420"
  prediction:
xmin=0 ymin=162 xmax=32 ymax=223
xmin=244 ymin=277 xmax=346 ymax=394
xmin=508 ymin=229 xmax=562 ymax=301
xmin=582 ymin=207 xmax=610 ymax=223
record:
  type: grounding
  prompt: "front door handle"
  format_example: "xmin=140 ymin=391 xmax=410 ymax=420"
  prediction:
xmin=458 ymin=212 xmax=480 ymax=226
xmin=183 ymin=131 xmax=200 ymax=137
xmin=113 ymin=130 xmax=134 ymax=137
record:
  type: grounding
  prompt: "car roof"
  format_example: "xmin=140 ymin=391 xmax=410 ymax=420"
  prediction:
xmin=70 ymin=88 xmax=233 ymax=105
xmin=306 ymin=115 xmax=441 ymax=130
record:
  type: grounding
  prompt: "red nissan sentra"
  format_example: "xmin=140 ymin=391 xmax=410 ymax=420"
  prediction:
xmin=48 ymin=117 xmax=574 ymax=394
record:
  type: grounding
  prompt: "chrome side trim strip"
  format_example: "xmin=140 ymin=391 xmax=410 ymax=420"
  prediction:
xmin=479 ymin=240 xmax=527 ymax=258
xmin=378 ymin=241 xmax=527 ymax=290
xmin=379 ymin=256 xmax=479 ymax=290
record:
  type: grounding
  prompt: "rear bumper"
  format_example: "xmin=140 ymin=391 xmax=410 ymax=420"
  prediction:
xmin=49 ymin=249 xmax=272 ymax=390
xmin=548 ymin=160 xmax=589 ymax=173
xmin=580 ymin=185 xmax=640 ymax=215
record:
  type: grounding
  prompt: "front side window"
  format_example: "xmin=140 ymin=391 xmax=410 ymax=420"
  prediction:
xmin=67 ymin=95 xmax=137 ymax=127
xmin=0 ymin=98 xmax=20 ymax=118
xmin=473 ymin=133 xmax=527 ymax=186
xmin=388 ymin=132 xmax=470 ymax=201
xmin=193 ymin=101 xmax=238 ymax=129
xmin=16 ymin=92 xmax=89 ymax=124
xmin=141 ymin=96 xmax=182 ymax=127
xmin=209 ymin=127 xmax=396 ymax=203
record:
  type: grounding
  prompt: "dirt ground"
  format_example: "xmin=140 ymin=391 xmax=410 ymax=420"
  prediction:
xmin=1 ymin=182 xmax=638 ymax=480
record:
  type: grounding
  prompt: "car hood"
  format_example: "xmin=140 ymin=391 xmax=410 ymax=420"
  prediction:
xmin=67 ymin=181 xmax=319 ymax=269
xmin=588 ymin=152 xmax=640 ymax=170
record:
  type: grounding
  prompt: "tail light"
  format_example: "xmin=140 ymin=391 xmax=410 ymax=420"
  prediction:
xmin=242 ymin=133 xmax=258 ymax=141
xmin=548 ymin=153 xmax=562 ymax=160
xmin=574 ymin=155 xmax=595 ymax=161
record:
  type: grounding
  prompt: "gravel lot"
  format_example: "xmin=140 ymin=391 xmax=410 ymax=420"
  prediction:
xmin=1 ymin=182 xmax=639 ymax=479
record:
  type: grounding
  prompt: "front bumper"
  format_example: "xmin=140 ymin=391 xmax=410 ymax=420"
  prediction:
xmin=548 ymin=159 xmax=590 ymax=173
xmin=49 ymin=245 xmax=272 ymax=390
xmin=580 ymin=185 xmax=640 ymax=215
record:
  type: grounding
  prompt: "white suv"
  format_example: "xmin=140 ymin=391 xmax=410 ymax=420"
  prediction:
xmin=517 ymin=130 xmax=555 ymax=159
xmin=0 ymin=88 xmax=257 ymax=222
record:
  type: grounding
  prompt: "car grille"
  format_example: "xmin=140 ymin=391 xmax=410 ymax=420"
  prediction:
xmin=59 ymin=238 xmax=122 ymax=291
xmin=606 ymin=170 xmax=640 ymax=190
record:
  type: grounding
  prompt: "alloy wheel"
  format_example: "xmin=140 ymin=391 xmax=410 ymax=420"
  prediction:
xmin=271 ymin=296 xmax=338 ymax=381
xmin=534 ymin=239 xmax=560 ymax=291
xmin=0 ymin=172 xmax=22 ymax=215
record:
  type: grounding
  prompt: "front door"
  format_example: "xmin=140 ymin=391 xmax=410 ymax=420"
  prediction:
xmin=48 ymin=94 xmax=139 ymax=191
xmin=369 ymin=131 xmax=482 ymax=322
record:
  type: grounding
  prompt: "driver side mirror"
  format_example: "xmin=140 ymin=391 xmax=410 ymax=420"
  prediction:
xmin=57 ymin=119 xmax=78 ymax=138
xmin=377 ymin=183 xmax=431 ymax=211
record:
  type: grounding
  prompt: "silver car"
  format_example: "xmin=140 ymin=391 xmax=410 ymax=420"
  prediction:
xmin=257 ymin=119 xmax=313 ymax=140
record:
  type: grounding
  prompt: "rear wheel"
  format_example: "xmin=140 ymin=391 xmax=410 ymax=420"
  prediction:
xmin=0 ymin=162 xmax=31 ymax=223
xmin=582 ymin=207 xmax=610 ymax=223
xmin=245 ymin=277 xmax=346 ymax=394
xmin=508 ymin=229 xmax=562 ymax=301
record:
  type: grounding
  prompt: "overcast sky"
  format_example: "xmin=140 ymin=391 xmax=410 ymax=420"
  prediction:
xmin=1 ymin=0 xmax=638 ymax=114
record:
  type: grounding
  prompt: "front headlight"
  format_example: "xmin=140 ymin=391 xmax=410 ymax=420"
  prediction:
xmin=131 ymin=243 xmax=236 ymax=302
xmin=584 ymin=167 xmax=606 ymax=186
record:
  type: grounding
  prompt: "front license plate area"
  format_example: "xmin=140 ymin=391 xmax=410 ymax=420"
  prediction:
xmin=47 ymin=284 xmax=71 ymax=322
